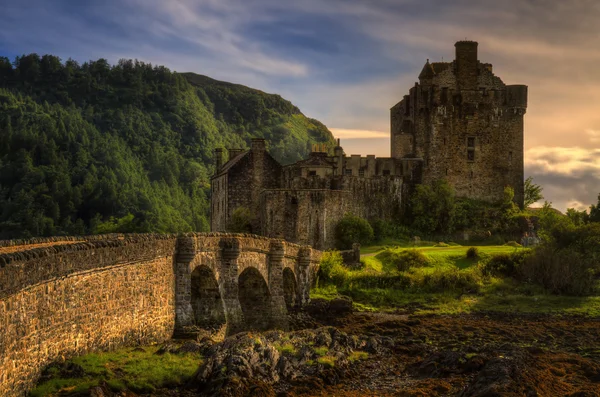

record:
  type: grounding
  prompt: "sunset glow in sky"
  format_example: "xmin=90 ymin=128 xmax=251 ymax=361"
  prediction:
xmin=2 ymin=0 xmax=599 ymax=210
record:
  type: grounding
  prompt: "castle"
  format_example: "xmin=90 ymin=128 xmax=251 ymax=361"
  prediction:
xmin=211 ymin=41 xmax=527 ymax=249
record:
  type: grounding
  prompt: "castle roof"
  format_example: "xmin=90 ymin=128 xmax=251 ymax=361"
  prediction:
xmin=287 ymin=153 xmax=335 ymax=168
xmin=418 ymin=60 xmax=435 ymax=80
xmin=213 ymin=151 xmax=248 ymax=178
xmin=431 ymin=62 xmax=451 ymax=74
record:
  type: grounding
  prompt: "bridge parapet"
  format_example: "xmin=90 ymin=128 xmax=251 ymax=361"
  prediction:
xmin=0 ymin=232 xmax=321 ymax=397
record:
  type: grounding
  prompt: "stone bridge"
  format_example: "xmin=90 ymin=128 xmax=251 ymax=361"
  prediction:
xmin=0 ymin=233 xmax=321 ymax=397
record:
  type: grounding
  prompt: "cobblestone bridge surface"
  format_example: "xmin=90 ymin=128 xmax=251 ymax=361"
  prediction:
xmin=0 ymin=233 xmax=320 ymax=397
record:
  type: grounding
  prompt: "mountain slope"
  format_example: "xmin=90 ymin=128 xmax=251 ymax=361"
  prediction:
xmin=0 ymin=54 xmax=335 ymax=239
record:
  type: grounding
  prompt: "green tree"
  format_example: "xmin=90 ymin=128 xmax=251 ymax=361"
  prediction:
xmin=589 ymin=193 xmax=600 ymax=223
xmin=524 ymin=176 xmax=544 ymax=207
xmin=409 ymin=179 xmax=456 ymax=235
xmin=228 ymin=207 xmax=254 ymax=233
xmin=334 ymin=214 xmax=374 ymax=250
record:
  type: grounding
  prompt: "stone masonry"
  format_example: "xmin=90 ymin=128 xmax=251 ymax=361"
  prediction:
xmin=390 ymin=41 xmax=527 ymax=205
xmin=0 ymin=233 xmax=320 ymax=397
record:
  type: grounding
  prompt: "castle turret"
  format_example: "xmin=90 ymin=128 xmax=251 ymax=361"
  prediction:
xmin=454 ymin=41 xmax=478 ymax=90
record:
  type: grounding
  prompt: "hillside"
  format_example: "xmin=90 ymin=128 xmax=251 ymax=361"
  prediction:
xmin=0 ymin=55 xmax=335 ymax=239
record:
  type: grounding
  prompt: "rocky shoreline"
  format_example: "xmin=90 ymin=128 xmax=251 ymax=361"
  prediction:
xmin=51 ymin=298 xmax=600 ymax=396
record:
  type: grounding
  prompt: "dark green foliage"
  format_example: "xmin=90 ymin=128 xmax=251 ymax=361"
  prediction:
xmin=369 ymin=218 xmax=410 ymax=242
xmin=318 ymin=251 xmax=346 ymax=286
xmin=589 ymin=194 xmax=600 ymax=223
xmin=466 ymin=247 xmax=479 ymax=259
xmin=376 ymin=249 xmax=429 ymax=271
xmin=523 ymin=176 xmax=544 ymax=208
xmin=409 ymin=179 xmax=455 ymax=235
xmin=227 ymin=207 xmax=253 ymax=233
xmin=0 ymin=54 xmax=334 ymax=239
xmin=334 ymin=214 xmax=374 ymax=249
xmin=480 ymin=250 xmax=529 ymax=277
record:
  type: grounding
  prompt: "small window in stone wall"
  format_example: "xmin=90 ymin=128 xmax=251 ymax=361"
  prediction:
xmin=359 ymin=169 xmax=365 ymax=177
xmin=509 ymin=151 xmax=513 ymax=162
xmin=467 ymin=137 xmax=475 ymax=161
xmin=345 ymin=169 xmax=353 ymax=176
xmin=383 ymin=170 xmax=391 ymax=176
xmin=309 ymin=170 xmax=317 ymax=176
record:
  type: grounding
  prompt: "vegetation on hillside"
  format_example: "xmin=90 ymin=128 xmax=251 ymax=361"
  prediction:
xmin=0 ymin=55 xmax=335 ymax=239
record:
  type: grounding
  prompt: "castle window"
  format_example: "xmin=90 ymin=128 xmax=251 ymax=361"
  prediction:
xmin=359 ymin=169 xmax=365 ymax=177
xmin=309 ymin=170 xmax=317 ymax=176
xmin=509 ymin=151 xmax=513 ymax=162
xmin=441 ymin=87 xmax=448 ymax=104
xmin=445 ymin=168 xmax=449 ymax=176
xmin=467 ymin=137 xmax=475 ymax=162
xmin=382 ymin=170 xmax=391 ymax=176
xmin=345 ymin=169 xmax=353 ymax=176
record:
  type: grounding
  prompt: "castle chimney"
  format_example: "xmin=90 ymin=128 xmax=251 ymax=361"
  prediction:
xmin=214 ymin=148 xmax=224 ymax=171
xmin=454 ymin=41 xmax=478 ymax=90
xmin=251 ymin=138 xmax=266 ymax=153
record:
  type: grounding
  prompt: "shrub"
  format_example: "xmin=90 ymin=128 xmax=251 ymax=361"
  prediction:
xmin=434 ymin=242 xmax=450 ymax=247
xmin=480 ymin=251 xmax=529 ymax=278
xmin=318 ymin=251 xmax=347 ymax=286
xmin=418 ymin=267 xmax=482 ymax=293
xmin=376 ymin=249 xmax=429 ymax=272
xmin=228 ymin=207 xmax=254 ymax=233
xmin=466 ymin=247 xmax=479 ymax=259
xmin=520 ymin=247 xmax=597 ymax=296
xmin=335 ymin=214 xmax=374 ymax=249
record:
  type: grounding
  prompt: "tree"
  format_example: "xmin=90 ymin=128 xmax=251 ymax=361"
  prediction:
xmin=589 ymin=193 xmax=600 ymax=223
xmin=566 ymin=208 xmax=589 ymax=226
xmin=524 ymin=177 xmax=544 ymax=207
xmin=409 ymin=179 xmax=456 ymax=235
xmin=334 ymin=214 xmax=374 ymax=250
xmin=228 ymin=207 xmax=254 ymax=233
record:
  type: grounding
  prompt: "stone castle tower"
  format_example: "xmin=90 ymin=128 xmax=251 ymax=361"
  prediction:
xmin=390 ymin=41 xmax=527 ymax=206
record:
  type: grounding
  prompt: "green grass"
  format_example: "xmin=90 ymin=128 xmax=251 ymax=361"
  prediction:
xmin=348 ymin=351 xmax=369 ymax=362
xmin=274 ymin=343 xmax=297 ymax=355
xmin=29 ymin=345 xmax=201 ymax=396
xmin=313 ymin=245 xmax=600 ymax=317
xmin=314 ymin=346 xmax=329 ymax=357
xmin=316 ymin=356 xmax=336 ymax=367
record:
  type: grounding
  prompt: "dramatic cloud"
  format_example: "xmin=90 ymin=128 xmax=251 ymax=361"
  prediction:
xmin=1 ymin=0 xmax=599 ymax=209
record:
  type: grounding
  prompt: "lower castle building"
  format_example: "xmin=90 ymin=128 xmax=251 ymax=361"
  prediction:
xmin=211 ymin=139 xmax=421 ymax=249
xmin=211 ymin=40 xmax=527 ymax=249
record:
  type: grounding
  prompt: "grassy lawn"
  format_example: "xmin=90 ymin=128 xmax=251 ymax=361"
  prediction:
xmin=313 ymin=245 xmax=600 ymax=317
xmin=30 ymin=345 xmax=201 ymax=396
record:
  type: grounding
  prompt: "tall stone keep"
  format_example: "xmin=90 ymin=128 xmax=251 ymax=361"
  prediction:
xmin=390 ymin=40 xmax=527 ymax=206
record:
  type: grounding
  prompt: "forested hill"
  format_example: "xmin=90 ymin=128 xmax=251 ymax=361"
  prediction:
xmin=0 ymin=54 xmax=335 ymax=239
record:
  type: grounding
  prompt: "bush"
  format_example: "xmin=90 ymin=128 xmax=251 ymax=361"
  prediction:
xmin=480 ymin=251 xmax=529 ymax=278
xmin=369 ymin=219 xmax=411 ymax=242
xmin=376 ymin=249 xmax=429 ymax=272
xmin=466 ymin=247 xmax=479 ymax=259
xmin=318 ymin=251 xmax=347 ymax=286
xmin=228 ymin=207 xmax=254 ymax=233
xmin=434 ymin=242 xmax=450 ymax=247
xmin=335 ymin=214 xmax=374 ymax=250
xmin=418 ymin=267 xmax=482 ymax=293
xmin=520 ymin=247 xmax=597 ymax=296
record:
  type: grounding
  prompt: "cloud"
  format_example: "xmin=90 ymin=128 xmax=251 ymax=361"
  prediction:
xmin=329 ymin=128 xmax=389 ymax=139
xmin=525 ymin=146 xmax=600 ymax=212
xmin=2 ymin=0 xmax=600 ymax=209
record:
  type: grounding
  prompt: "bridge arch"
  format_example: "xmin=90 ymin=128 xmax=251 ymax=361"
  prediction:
xmin=190 ymin=265 xmax=226 ymax=329
xmin=282 ymin=267 xmax=298 ymax=310
xmin=238 ymin=267 xmax=271 ymax=331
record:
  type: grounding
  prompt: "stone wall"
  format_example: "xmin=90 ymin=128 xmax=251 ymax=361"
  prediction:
xmin=0 ymin=234 xmax=179 ymax=397
xmin=0 ymin=232 xmax=321 ymax=397
xmin=390 ymin=41 xmax=526 ymax=206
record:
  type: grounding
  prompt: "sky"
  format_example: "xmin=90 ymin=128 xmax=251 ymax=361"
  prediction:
xmin=1 ymin=0 xmax=599 ymax=211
